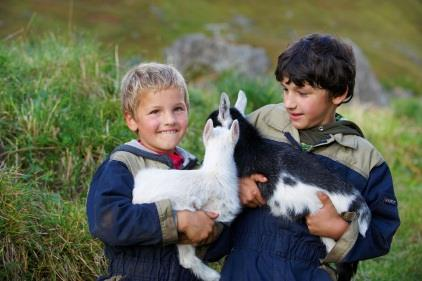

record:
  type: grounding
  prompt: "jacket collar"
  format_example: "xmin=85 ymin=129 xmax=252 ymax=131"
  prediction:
xmin=112 ymin=140 xmax=197 ymax=169
xmin=263 ymin=105 xmax=361 ymax=152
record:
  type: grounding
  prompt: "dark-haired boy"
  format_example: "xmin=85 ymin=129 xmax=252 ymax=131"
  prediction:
xmin=218 ymin=34 xmax=400 ymax=281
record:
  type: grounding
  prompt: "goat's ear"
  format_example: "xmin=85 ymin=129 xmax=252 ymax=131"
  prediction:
xmin=218 ymin=92 xmax=232 ymax=127
xmin=203 ymin=119 xmax=214 ymax=145
xmin=230 ymin=119 xmax=240 ymax=144
xmin=234 ymin=90 xmax=247 ymax=116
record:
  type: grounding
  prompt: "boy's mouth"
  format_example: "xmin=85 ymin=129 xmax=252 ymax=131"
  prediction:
xmin=289 ymin=113 xmax=303 ymax=121
xmin=159 ymin=129 xmax=178 ymax=134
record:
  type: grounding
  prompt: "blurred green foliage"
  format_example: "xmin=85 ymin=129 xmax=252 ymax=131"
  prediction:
xmin=393 ymin=98 xmax=422 ymax=124
xmin=1 ymin=0 xmax=421 ymax=96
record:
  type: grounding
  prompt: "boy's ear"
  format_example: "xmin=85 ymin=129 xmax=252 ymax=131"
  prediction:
xmin=332 ymin=88 xmax=349 ymax=105
xmin=124 ymin=111 xmax=138 ymax=132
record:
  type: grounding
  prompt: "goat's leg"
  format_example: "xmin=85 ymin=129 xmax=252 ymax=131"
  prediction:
xmin=321 ymin=236 xmax=336 ymax=253
xmin=177 ymin=244 xmax=220 ymax=281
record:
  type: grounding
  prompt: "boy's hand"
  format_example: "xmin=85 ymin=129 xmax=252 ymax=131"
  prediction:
xmin=306 ymin=192 xmax=349 ymax=240
xmin=176 ymin=210 xmax=219 ymax=245
xmin=239 ymin=174 xmax=267 ymax=208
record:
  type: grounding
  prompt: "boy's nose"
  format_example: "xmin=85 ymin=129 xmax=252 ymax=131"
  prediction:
xmin=163 ymin=112 xmax=176 ymax=125
xmin=284 ymin=94 xmax=296 ymax=109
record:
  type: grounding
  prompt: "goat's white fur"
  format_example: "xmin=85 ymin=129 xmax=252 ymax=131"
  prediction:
xmin=267 ymin=173 xmax=359 ymax=251
xmin=222 ymin=90 xmax=369 ymax=253
xmin=132 ymin=119 xmax=240 ymax=281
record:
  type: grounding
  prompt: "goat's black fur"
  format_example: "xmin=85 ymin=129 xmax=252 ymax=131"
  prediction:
xmin=208 ymin=104 xmax=368 ymax=281
xmin=209 ymin=108 xmax=368 ymax=212
xmin=337 ymin=261 xmax=359 ymax=281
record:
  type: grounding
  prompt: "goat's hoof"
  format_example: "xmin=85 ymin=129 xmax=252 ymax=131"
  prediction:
xmin=204 ymin=270 xmax=220 ymax=281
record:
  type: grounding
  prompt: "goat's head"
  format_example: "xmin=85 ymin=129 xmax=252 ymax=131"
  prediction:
xmin=203 ymin=118 xmax=240 ymax=150
xmin=209 ymin=90 xmax=248 ymax=129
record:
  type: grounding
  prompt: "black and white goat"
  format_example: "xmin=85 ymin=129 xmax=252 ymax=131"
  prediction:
xmin=208 ymin=91 xmax=371 ymax=280
xmin=132 ymin=119 xmax=240 ymax=281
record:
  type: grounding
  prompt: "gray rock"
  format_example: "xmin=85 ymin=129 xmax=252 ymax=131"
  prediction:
xmin=392 ymin=86 xmax=414 ymax=98
xmin=231 ymin=15 xmax=254 ymax=30
xmin=164 ymin=33 xmax=269 ymax=79
xmin=349 ymin=40 xmax=389 ymax=106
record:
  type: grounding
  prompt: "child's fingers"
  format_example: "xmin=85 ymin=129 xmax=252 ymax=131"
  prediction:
xmin=254 ymin=190 xmax=266 ymax=205
xmin=197 ymin=222 xmax=224 ymax=246
xmin=205 ymin=211 xmax=219 ymax=219
xmin=250 ymin=173 xmax=268 ymax=183
xmin=245 ymin=193 xmax=265 ymax=208
xmin=242 ymin=189 xmax=260 ymax=207
xmin=178 ymin=233 xmax=192 ymax=244
xmin=317 ymin=191 xmax=330 ymax=206
xmin=239 ymin=175 xmax=266 ymax=207
xmin=250 ymin=174 xmax=266 ymax=206
xmin=245 ymin=188 xmax=265 ymax=207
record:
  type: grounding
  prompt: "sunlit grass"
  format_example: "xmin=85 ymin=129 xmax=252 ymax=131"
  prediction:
xmin=339 ymin=103 xmax=422 ymax=280
xmin=0 ymin=166 xmax=107 ymax=280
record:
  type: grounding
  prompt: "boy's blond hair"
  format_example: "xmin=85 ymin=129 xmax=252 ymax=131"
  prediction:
xmin=120 ymin=62 xmax=189 ymax=117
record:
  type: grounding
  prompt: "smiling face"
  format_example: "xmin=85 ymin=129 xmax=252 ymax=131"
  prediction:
xmin=124 ymin=87 xmax=188 ymax=153
xmin=281 ymin=78 xmax=347 ymax=130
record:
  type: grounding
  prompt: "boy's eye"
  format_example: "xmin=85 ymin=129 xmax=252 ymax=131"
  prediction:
xmin=175 ymin=106 xmax=186 ymax=112
xmin=149 ymin=109 xmax=160 ymax=115
xmin=299 ymin=92 xmax=308 ymax=97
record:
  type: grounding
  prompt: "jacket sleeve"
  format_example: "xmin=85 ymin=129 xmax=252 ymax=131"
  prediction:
xmin=86 ymin=159 xmax=177 ymax=246
xmin=342 ymin=162 xmax=400 ymax=262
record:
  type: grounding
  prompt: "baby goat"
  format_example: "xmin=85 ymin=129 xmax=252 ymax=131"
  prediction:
xmin=132 ymin=119 xmax=240 ymax=281
xmin=208 ymin=91 xmax=371 ymax=254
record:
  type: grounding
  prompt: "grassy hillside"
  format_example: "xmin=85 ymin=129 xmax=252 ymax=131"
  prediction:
xmin=0 ymin=0 xmax=421 ymax=95
xmin=1 ymin=34 xmax=421 ymax=280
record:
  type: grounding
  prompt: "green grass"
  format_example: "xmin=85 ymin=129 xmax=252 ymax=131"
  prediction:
xmin=0 ymin=33 xmax=131 ymax=199
xmin=0 ymin=167 xmax=106 ymax=280
xmin=1 ymin=34 xmax=421 ymax=280
xmin=338 ymin=104 xmax=422 ymax=280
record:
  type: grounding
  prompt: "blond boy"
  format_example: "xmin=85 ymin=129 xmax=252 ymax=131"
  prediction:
xmin=87 ymin=63 xmax=218 ymax=281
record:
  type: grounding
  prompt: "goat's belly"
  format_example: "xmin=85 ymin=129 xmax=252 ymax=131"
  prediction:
xmin=132 ymin=174 xmax=195 ymax=208
xmin=267 ymin=178 xmax=354 ymax=219
xmin=133 ymin=184 xmax=184 ymax=205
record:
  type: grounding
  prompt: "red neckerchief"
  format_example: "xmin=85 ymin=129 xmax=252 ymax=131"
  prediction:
xmin=167 ymin=151 xmax=184 ymax=169
xmin=138 ymin=140 xmax=184 ymax=169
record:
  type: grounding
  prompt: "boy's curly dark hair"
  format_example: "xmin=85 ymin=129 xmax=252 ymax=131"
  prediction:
xmin=275 ymin=33 xmax=356 ymax=103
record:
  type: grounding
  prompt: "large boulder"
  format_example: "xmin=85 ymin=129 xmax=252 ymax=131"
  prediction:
xmin=165 ymin=33 xmax=269 ymax=79
xmin=349 ymin=41 xmax=389 ymax=106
